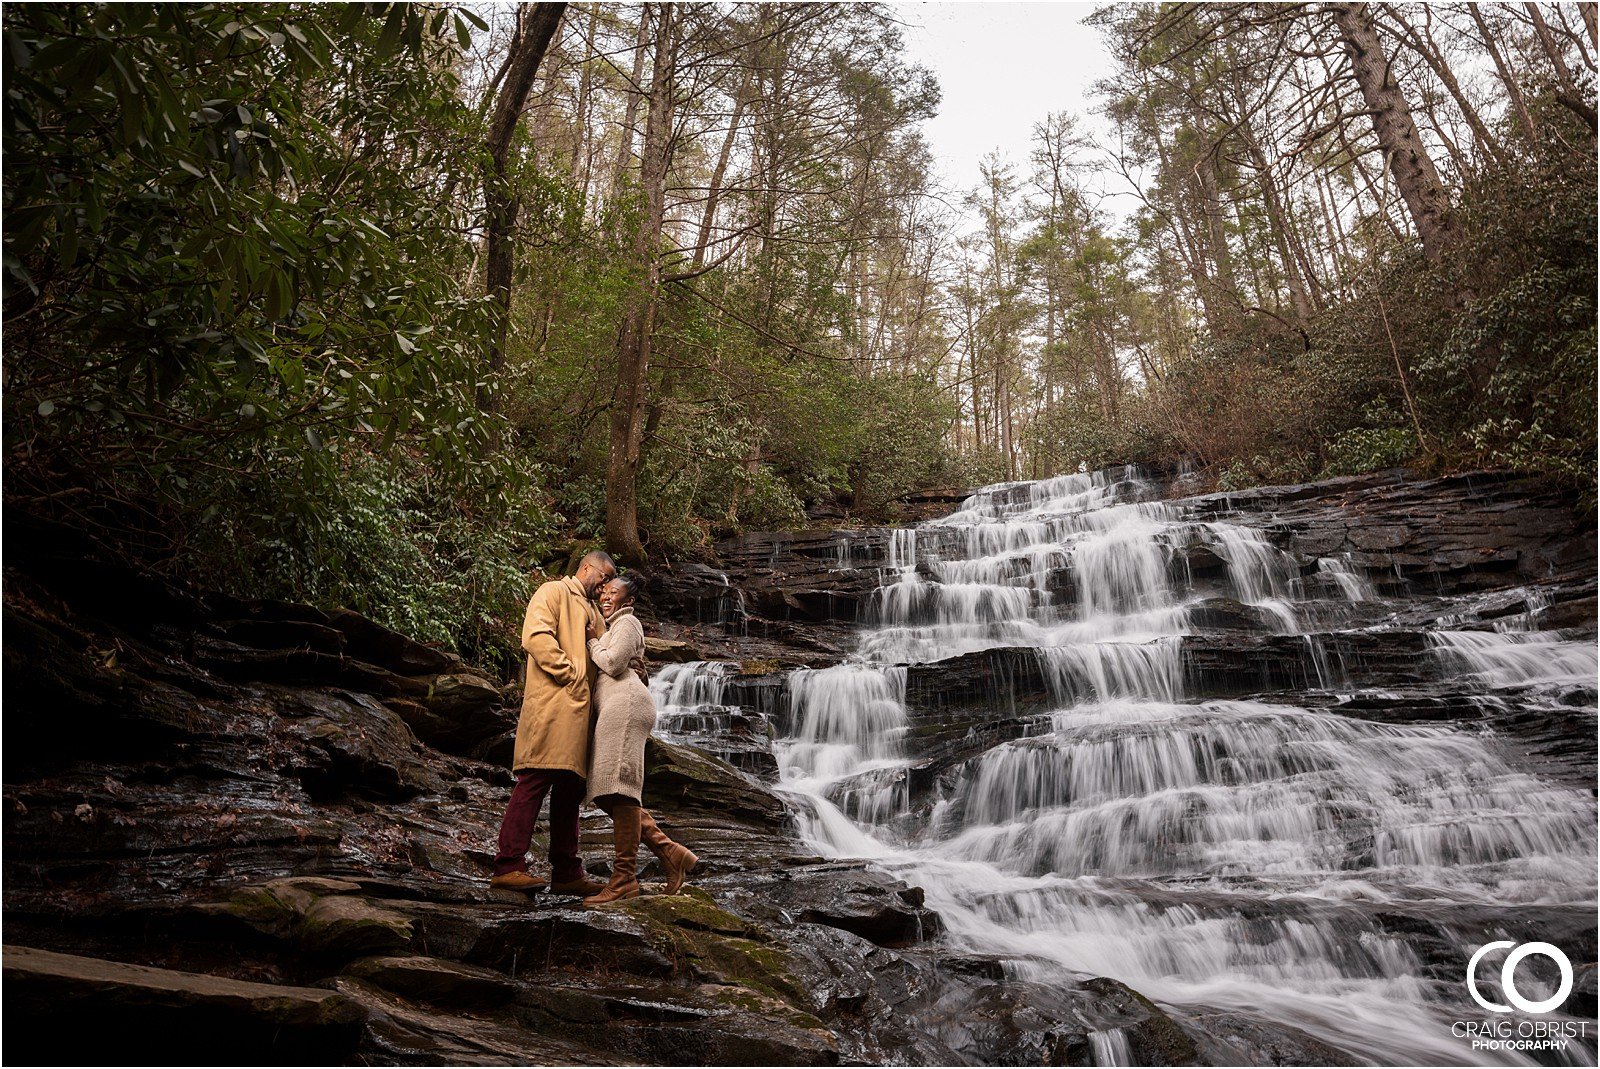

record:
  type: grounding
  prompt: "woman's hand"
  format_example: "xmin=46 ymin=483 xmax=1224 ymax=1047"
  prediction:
xmin=586 ymin=615 xmax=601 ymax=640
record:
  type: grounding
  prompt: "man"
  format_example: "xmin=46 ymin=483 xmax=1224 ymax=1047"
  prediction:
xmin=490 ymin=550 xmax=618 ymax=894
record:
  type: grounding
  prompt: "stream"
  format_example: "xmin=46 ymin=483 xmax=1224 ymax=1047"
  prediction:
xmin=654 ymin=467 xmax=1597 ymax=1065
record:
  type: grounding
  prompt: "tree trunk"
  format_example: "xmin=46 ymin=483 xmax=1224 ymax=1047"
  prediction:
xmin=481 ymin=3 xmax=568 ymax=413
xmin=1471 ymin=5 xmax=1540 ymax=145
xmin=605 ymin=3 xmax=675 ymax=566
xmin=1152 ymin=135 xmax=1224 ymax=332
xmin=609 ymin=5 xmax=652 ymax=203
xmin=1328 ymin=2 xmax=1455 ymax=262
xmin=643 ymin=43 xmax=756 ymax=451
xmin=570 ymin=4 xmax=597 ymax=196
xmin=1526 ymin=2 xmax=1599 ymax=130
xmin=1195 ymin=147 xmax=1241 ymax=322
xmin=1242 ymin=129 xmax=1313 ymax=321
xmin=1400 ymin=6 xmax=1510 ymax=166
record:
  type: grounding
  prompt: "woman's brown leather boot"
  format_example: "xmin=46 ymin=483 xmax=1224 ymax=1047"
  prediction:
xmin=639 ymin=809 xmax=699 ymax=894
xmin=584 ymin=805 xmax=642 ymax=906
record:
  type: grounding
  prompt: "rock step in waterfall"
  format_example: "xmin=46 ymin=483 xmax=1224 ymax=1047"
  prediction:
xmin=656 ymin=466 xmax=1598 ymax=1066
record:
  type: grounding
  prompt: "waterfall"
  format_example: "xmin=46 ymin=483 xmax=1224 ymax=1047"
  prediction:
xmin=1089 ymin=1028 xmax=1131 ymax=1066
xmin=1428 ymin=630 xmax=1598 ymax=689
xmin=649 ymin=661 xmax=735 ymax=742
xmin=753 ymin=465 xmax=1596 ymax=1066
xmin=1318 ymin=556 xmax=1378 ymax=602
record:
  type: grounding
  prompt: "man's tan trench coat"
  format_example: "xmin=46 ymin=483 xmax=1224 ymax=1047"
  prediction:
xmin=513 ymin=575 xmax=606 ymax=776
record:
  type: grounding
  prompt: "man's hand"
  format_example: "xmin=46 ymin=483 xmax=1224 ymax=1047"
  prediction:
xmin=631 ymin=656 xmax=650 ymax=685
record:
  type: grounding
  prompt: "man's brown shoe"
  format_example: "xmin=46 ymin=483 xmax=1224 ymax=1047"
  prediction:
xmin=489 ymin=871 xmax=547 ymax=893
xmin=549 ymin=875 xmax=605 ymax=896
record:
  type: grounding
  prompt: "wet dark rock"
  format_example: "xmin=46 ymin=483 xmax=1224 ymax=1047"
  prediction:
xmin=509 ymin=978 xmax=842 ymax=1067
xmin=642 ymin=737 xmax=788 ymax=826
xmin=904 ymin=647 xmax=1055 ymax=718
xmin=721 ymin=861 xmax=943 ymax=947
xmin=645 ymin=636 xmax=703 ymax=663
xmin=1185 ymin=597 xmax=1284 ymax=632
xmin=300 ymin=894 xmax=416 ymax=960
xmin=343 ymin=954 xmax=518 ymax=1009
xmin=3 ymin=944 xmax=366 ymax=1062
xmin=1183 ymin=1008 xmax=1360 ymax=1067
xmin=7 ymin=466 xmax=1595 ymax=1067
xmin=201 ymin=877 xmax=415 ymax=964
xmin=1181 ymin=630 xmax=1433 ymax=696
xmin=325 ymin=608 xmax=460 ymax=676
xmin=1191 ymin=469 xmax=1596 ymax=594
xmin=330 ymin=975 xmax=611 ymax=1066
xmin=273 ymin=687 xmax=444 ymax=802
xmin=380 ymin=672 xmax=512 ymax=757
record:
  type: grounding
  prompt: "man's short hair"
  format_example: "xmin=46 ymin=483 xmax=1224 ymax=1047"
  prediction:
xmin=580 ymin=549 xmax=617 ymax=573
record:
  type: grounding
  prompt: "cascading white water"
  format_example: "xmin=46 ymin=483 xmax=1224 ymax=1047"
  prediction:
xmin=1318 ymin=556 xmax=1378 ymax=602
xmin=1089 ymin=1028 xmax=1131 ymax=1066
xmin=649 ymin=660 xmax=736 ymax=743
xmin=762 ymin=466 xmax=1597 ymax=1066
xmin=1428 ymin=630 xmax=1598 ymax=689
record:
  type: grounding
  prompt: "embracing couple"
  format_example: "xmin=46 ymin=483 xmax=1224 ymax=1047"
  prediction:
xmin=489 ymin=551 xmax=698 ymax=906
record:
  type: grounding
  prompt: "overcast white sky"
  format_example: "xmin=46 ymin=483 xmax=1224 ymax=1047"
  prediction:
xmin=896 ymin=2 xmax=1127 ymax=220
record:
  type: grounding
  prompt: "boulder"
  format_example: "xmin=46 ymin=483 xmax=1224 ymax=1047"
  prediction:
xmin=206 ymin=878 xmax=414 ymax=963
xmin=728 ymin=862 xmax=943 ymax=947
xmin=383 ymin=672 xmax=512 ymax=756
xmin=643 ymin=737 xmax=788 ymax=827
xmin=272 ymin=686 xmax=443 ymax=801
xmin=300 ymin=895 xmax=415 ymax=960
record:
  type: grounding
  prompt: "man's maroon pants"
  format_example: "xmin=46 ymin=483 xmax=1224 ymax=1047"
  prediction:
xmin=492 ymin=768 xmax=586 ymax=881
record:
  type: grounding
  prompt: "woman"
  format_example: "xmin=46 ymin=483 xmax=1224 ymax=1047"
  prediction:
xmin=582 ymin=574 xmax=699 ymax=905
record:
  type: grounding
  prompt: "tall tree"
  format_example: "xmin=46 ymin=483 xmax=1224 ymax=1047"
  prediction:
xmin=482 ymin=3 xmax=568 ymax=410
xmin=1327 ymin=2 xmax=1456 ymax=262
xmin=605 ymin=2 xmax=677 ymax=564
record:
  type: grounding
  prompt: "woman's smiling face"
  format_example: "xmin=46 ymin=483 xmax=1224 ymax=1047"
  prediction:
xmin=598 ymin=578 xmax=632 ymax=616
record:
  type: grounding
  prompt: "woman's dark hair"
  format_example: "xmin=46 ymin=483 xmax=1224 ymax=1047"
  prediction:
xmin=610 ymin=573 xmax=641 ymax=601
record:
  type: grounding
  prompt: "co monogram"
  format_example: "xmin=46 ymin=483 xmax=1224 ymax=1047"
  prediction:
xmin=1467 ymin=942 xmax=1574 ymax=1015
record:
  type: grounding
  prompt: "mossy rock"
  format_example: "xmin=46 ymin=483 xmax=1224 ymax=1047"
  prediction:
xmin=198 ymin=879 xmax=411 ymax=963
xmin=621 ymin=888 xmax=769 ymax=941
xmin=200 ymin=876 xmax=365 ymax=941
xmin=699 ymin=982 xmax=831 ymax=1034
xmin=300 ymin=896 xmax=413 ymax=960
xmin=611 ymin=890 xmax=807 ymax=1007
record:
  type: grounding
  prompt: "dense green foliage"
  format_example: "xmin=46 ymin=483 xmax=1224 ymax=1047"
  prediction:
xmin=3 ymin=3 xmax=963 ymax=655
xmin=3 ymin=3 xmax=544 ymax=655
